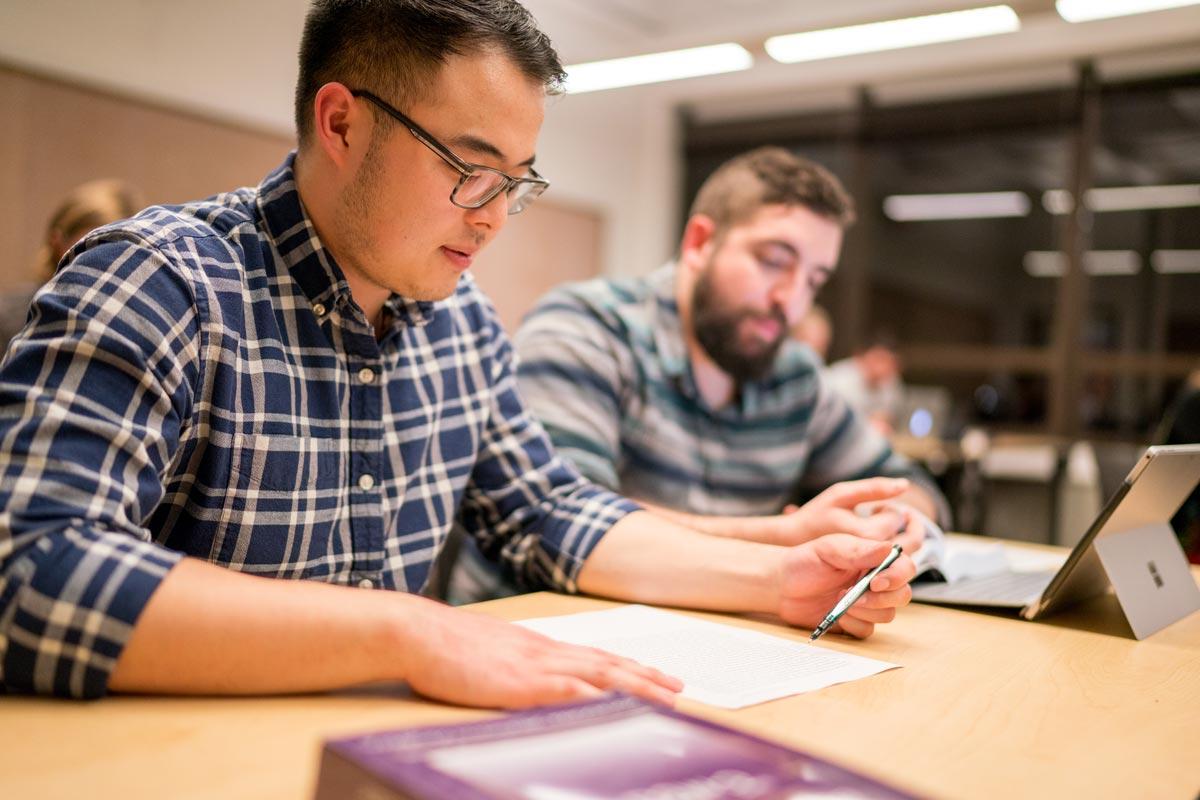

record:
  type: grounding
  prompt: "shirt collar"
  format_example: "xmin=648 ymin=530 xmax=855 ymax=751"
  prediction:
xmin=648 ymin=262 xmax=689 ymax=379
xmin=255 ymin=152 xmax=434 ymax=329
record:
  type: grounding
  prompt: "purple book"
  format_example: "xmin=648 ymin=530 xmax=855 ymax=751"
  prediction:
xmin=312 ymin=693 xmax=918 ymax=799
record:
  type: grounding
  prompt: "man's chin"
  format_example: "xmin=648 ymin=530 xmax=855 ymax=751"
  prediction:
xmin=400 ymin=274 xmax=465 ymax=303
xmin=740 ymin=336 xmax=784 ymax=363
xmin=726 ymin=341 xmax=784 ymax=381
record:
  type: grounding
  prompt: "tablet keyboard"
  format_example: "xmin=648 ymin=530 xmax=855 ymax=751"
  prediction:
xmin=911 ymin=570 xmax=1056 ymax=606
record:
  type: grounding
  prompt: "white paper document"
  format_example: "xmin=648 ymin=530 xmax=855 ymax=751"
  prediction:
xmin=517 ymin=605 xmax=900 ymax=709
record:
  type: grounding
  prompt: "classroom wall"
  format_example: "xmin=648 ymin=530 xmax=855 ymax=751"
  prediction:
xmin=0 ymin=66 xmax=292 ymax=290
xmin=0 ymin=64 xmax=606 ymax=331
xmin=536 ymin=90 xmax=681 ymax=278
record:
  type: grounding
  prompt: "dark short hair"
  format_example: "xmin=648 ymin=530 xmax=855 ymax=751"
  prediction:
xmin=295 ymin=0 xmax=565 ymax=143
xmin=688 ymin=146 xmax=857 ymax=235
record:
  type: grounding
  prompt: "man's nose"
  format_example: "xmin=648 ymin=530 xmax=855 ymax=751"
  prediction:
xmin=769 ymin=268 xmax=810 ymax=326
xmin=465 ymin=192 xmax=509 ymax=232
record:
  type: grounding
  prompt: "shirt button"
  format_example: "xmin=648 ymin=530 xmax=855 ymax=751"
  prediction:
xmin=358 ymin=367 xmax=375 ymax=384
xmin=358 ymin=473 xmax=376 ymax=491
xmin=312 ymin=303 xmax=326 ymax=317
xmin=357 ymin=578 xmax=374 ymax=590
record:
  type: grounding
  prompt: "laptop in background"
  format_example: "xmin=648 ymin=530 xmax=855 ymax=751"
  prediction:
xmin=897 ymin=384 xmax=952 ymax=440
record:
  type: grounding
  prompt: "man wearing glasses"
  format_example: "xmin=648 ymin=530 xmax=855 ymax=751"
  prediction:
xmin=0 ymin=0 xmax=916 ymax=706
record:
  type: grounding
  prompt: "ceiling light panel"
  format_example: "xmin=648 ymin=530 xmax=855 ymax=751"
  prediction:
xmin=1023 ymin=250 xmax=1142 ymax=276
xmin=564 ymin=43 xmax=753 ymax=94
xmin=884 ymin=191 xmax=1030 ymax=221
xmin=765 ymin=5 xmax=1020 ymax=64
xmin=1056 ymin=0 xmax=1200 ymax=23
xmin=1042 ymin=184 xmax=1200 ymax=213
xmin=1087 ymin=184 xmax=1200 ymax=211
xmin=1152 ymin=250 xmax=1200 ymax=274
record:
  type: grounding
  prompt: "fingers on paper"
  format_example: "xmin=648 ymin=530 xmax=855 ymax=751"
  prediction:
xmin=541 ymin=646 xmax=682 ymax=707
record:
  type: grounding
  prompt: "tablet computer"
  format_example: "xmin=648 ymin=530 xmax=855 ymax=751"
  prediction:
xmin=911 ymin=444 xmax=1200 ymax=637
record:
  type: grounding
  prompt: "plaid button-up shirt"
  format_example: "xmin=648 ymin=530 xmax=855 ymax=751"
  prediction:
xmin=0 ymin=154 xmax=636 ymax=698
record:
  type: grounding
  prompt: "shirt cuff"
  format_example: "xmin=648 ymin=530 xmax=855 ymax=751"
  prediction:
xmin=3 ymin=529 xmax=182 ymax=698
xmin=535 ymin=484 xmax=641 ymax=594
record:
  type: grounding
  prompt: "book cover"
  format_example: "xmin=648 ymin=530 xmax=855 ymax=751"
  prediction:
xmin=312 ymin=693 xmax=917 ymax=799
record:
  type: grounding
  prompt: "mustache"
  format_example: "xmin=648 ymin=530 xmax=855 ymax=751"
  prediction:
xmin=744 ymin=306 xmax=788 ymax=331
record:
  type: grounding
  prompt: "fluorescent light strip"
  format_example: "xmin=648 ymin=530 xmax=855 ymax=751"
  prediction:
xmin=1024 ymin=251 xmax=1065 ymax=277
xmin=1152 ymin=250 xmax=1200 ymax=274
xmin=563 ymin=43 xmax=752 ymax=94
xmin=1086 ymin=250 xmax=1141 ymax=275
xmin=1023 ymin=250 xmax=1141 ymax=277
xmin=1042 ymin=189 xmax=1073 ymax=215
xmin=1056 ymin=0 xmax=1200 ymax=23
xmin=883 ymin=191 xmax=1030 ymax=221
xmin=1042 ymin=184 xmax=1200 ymax=214
xmin=764 ymin=5 xmax=1019 ymax=64
xmin=1087 ymin=184 xmax=1200 ymax=211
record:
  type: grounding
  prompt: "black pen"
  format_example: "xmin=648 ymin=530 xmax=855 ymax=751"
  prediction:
xmin=810 ymin=543 xmax=903 ymax=641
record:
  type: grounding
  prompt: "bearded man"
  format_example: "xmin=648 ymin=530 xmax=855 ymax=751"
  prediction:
xmin=451 ymin=146 xmax=947 ymax=603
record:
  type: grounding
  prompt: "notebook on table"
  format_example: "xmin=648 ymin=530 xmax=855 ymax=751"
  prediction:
xmin=312 ymin=693 xmax=917 ymax=799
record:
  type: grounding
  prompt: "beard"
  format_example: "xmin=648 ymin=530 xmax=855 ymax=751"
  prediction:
xmin=339 ymin=130 xmax=387 ymax=260
xmin=334 ymin=130 xmax=470 ymax=302
xmin=690 ymin=263 xmax=789 ymax=383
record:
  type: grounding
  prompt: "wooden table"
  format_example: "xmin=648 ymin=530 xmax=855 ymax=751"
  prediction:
xmin=3 ymin=561 xmax=1198 ymax=799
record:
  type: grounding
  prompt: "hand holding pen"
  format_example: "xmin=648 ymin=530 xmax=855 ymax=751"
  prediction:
xmin=811 ymin=544 xmax=904 ymax=641
xmin=776 ymin=536 xmax=916 ymax=639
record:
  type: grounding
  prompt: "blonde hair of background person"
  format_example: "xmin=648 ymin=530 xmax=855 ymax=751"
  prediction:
xmin=34 ymin=179 xmax=144 ymax=279
xmin=1 ymin=180 xmax=144 ymax=358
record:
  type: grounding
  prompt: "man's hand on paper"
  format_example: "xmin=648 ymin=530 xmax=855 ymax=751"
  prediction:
xmin=776 ymin=534 xmax=916 ymax=639
xmin=777 ymin=478 xmax=924 ymax=551
xmin=398 ymin=598 xmax=683 ymax=709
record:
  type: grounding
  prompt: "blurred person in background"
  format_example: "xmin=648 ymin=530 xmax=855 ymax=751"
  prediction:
xmin=826 ymin=339 xmax=905 ymax=437
xmin=792 ymin=303 xmax=832 ymax=363
xmin=0 ymin=179 xmax=143 ymax=357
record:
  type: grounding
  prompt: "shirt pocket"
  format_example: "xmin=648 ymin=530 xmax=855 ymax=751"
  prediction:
xmin=229 ymin=432 xmax=343 ymax=493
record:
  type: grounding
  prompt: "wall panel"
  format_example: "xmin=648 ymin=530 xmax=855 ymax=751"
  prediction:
xmin=0 ymin=64 xmax=601 ymax=329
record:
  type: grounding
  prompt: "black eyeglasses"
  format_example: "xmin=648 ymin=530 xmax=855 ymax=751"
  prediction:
xmin=350 ymin=89 xmax=548 ymax=215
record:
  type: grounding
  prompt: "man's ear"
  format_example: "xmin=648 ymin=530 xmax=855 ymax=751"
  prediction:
xmin=309 ymin=82 xmax=365 ymax=170
xmin=679 ymin=214 xmax=717 ymax=273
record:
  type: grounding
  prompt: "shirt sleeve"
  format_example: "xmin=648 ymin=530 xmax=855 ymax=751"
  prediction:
xmin=510 ymin=291 xmax=631 ymax=490
xmin=800 ymin=371 xmax=951 ymax=526
xmin=456 ymin=306 xmax=638 ymax=594
xmin=0 ymin=236 xmax=201 ymax=698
